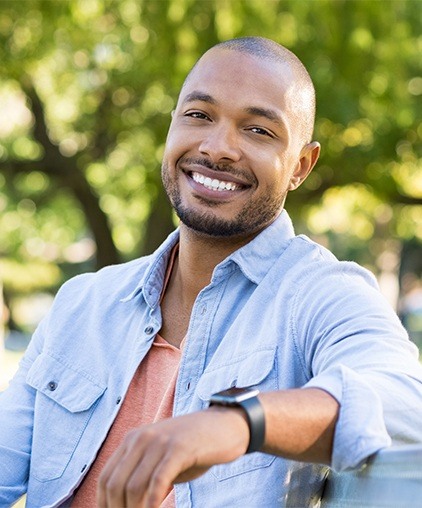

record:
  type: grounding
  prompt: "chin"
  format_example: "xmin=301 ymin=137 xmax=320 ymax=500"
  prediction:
xmin=176 ymin=205 xmax=262 ymax=239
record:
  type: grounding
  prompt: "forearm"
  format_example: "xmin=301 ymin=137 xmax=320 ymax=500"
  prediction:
xmin=259 ymin=388 xmax=339 ymax=464
xmin=207 ymin=387 xmax=339 ymax=465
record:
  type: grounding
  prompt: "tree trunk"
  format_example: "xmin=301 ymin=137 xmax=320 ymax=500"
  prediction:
xmin=23 ymin=84 xmax=120 ymax=269
xmin=141 ymin=184 xmax=175 ymax=256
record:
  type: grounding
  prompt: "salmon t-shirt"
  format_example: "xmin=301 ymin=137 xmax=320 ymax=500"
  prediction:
xmin=71 ymin=247 xmax=180 ymax=507
xmin=71 ymin=335 xmax=181 ymax=507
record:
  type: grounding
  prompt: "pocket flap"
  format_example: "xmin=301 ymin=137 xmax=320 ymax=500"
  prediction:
xmin=196 ymin=348 xmax=277 ymax=402
xmin=26 ymin=352 xmax=106 ymax=412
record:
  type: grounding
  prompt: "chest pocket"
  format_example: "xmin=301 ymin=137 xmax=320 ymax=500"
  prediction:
xmin=195 ymin=347 xmax=278 ymax=481
xmin=26 ymin=352 xmax=106 ymax=482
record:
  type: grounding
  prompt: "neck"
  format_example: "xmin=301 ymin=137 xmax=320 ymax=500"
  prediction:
xmin=158 ymin=224 xmax=261 ymax=347
xmin=173 ymin=225 xmax=257 ymax=303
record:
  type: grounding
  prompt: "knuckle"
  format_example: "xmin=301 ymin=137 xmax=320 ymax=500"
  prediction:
xmin=126 ymin=479 xmax=140 ymax=497
xmin=147 ymin=490 xmax=161 ymax=507
xmin=125 ymin=428 xmax=139 ymax=442
xmin=124 ymin=428 xmax=147 ymax=449
xmin=155 ymin=433 xmax=172 ymax=447
xmin=151 ymin=469 xmax=167 ymax=488
xmin=105 ymin=477 xmax=120 ymax=496
xmin=150 ymin=458 xmax=174 ymax=491
xmin=97 ymin=473 xmax=106 ymax=489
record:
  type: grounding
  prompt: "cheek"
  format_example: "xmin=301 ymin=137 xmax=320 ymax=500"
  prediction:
xmin=261 ymin=165 xmax=294 ymax=198
xmin=255 ymin=156 xmax=286 ymax=184
xmin=163 ymin=134 xmax=191 ymax=168
xmin=165 ymin=121 xmax=197 ymax=151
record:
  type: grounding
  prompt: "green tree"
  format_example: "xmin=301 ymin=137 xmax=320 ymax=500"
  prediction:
xmin=0 ymin=0 xmax=421 ymax=329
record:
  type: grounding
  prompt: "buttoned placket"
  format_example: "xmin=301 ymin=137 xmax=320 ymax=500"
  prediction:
xmin=173 ymin=264 xmax=235 ymax=416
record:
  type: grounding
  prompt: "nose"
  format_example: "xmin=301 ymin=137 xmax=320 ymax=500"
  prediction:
xmin=198 ymin=122 xmax=241 ymax=163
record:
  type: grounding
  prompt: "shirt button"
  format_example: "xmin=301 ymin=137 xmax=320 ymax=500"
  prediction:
xmin=48 ymin=381 xmax=58 ymax=391
xmin=144 ymin=326 xmax=154 ymax=335
xmin=186 ymin=381 xmax=191 ymax=391
xmin=116 ymin=396 xmax=122 ymax=405
xmin=81 ymin=464 xmax=87 ymax=473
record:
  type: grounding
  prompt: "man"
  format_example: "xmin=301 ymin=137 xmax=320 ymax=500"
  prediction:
xmin=1 ymin=37 xmax=422 ymax=508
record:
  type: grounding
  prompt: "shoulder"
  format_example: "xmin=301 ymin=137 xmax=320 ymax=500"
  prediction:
xmin=284 ymin=235 xmax=406 ymax=335
xmin=280 ymin=234 xmax=378 ymax=292
xmin=54 ymin=255 xmax=153 ymax=305
xmin=282 ymin=235 xmax=405 ymax=329
xmin=29 ymin=255 xmax=156 ymax=356
xmin=40 ymin=255 xmax=158 ymax=339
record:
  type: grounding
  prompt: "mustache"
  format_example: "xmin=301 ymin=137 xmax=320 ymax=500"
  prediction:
xmin=180 ymin=156 xmax=257 ymax=185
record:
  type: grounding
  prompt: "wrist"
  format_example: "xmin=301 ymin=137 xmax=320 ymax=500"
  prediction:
xmin=207 ymin=405 xmax=251 ymax=455
xmin=208 ymin=387 xmax=266 ymax=454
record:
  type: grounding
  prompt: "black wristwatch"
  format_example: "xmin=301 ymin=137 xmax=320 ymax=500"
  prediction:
xmin=208 ymin=386 xmax=266 ymax=454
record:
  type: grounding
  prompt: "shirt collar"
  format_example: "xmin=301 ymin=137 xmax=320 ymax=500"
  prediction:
xmin=121 ymin=228 xmax=180 ymax=307
xmin=212 ymin=210 xmax=296 ymax=285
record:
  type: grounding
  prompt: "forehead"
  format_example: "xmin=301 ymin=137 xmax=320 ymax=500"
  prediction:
xmin=179 ymin=49 xmax=295 ymax=111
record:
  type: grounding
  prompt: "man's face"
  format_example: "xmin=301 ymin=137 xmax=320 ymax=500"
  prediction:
xmin=162 ymin=48 xmax=314 ymax=239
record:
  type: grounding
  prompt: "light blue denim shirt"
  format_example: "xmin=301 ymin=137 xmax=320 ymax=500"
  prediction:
xmin=1 ymin=211 xmax=422 ymax=508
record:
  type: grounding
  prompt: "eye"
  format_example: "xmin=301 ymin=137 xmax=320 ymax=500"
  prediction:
xmin=249 ymin=126 xmax=273 ymax=137
xmin=185 ymin=111 xmax=210 ymax=120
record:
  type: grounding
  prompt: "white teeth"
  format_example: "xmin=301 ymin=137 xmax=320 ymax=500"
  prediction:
xmin=192 ymin=172 xmax=238 ymax=191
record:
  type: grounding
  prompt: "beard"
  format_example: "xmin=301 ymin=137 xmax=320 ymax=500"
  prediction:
xmin=161 ymin=160 xmax=286 ymax=238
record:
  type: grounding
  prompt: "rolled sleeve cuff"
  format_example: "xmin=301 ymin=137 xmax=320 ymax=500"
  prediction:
xmin=305 ymin=365 xmax=392 ymax=472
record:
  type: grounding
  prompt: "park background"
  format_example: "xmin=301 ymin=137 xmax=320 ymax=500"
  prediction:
xmin=1 ymin=0 xmax=421 ymax=392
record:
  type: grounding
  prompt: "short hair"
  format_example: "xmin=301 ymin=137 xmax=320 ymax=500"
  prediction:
xmin=184 ymin=36 xmax=316 ymax=144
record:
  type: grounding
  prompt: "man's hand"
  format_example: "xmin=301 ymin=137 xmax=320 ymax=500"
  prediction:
xmin=97 ymin=406 xmax=249 ymax=508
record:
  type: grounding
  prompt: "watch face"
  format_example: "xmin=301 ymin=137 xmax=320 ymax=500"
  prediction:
xmin=210 ymin=386 xmax=259 ymax=404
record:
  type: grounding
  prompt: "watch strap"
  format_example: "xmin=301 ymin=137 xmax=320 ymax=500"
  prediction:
xmin=238 ymin=395 xmax=266 ymax=453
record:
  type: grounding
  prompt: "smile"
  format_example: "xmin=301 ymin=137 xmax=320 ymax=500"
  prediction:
xmin=191 ymin=172 xmax=239 ymax=191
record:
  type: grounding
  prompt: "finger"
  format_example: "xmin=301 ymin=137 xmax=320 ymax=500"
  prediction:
xmin=97 ymin=443 xmax=128 ymax=508
xmin=143 ymin=448 xmax=198 ymax=508
xmin=98 ymin=431 xmax=149 ymax=508
xmin=125 ymin=438 xmax=171 ymax=508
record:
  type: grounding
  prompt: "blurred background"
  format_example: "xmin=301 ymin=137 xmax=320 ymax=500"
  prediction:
xmin=1 ymin=0 xmax=421 ymax=390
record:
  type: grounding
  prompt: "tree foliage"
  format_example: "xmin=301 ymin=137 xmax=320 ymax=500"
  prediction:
xmin=0 ymin=0 xmax=421 ymax=304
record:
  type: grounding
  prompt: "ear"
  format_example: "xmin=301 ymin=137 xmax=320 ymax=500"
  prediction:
xmin=288 ymin=141 xmax=320 ymax=191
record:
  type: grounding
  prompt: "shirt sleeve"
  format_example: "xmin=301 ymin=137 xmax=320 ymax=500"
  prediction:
xmin=305 ymin=365 xmax=391 ymax=471
xmin=0 ymin=314 xmax=45 ymax=503
xmin=0 ymin=271 xmax=97 ymax=502
xmin=294 ymin=262 xmax=422 ymax=472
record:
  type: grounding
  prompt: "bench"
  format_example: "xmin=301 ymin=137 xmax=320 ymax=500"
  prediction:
xmin=321 ymin=444 xmax=422 ymax=507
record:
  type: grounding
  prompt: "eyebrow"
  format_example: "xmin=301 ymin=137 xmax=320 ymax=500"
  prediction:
xmin=246 ymin=106 xmax=286 ymax=129
xmin=182 ymin=91 xmax=217 ymax=105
